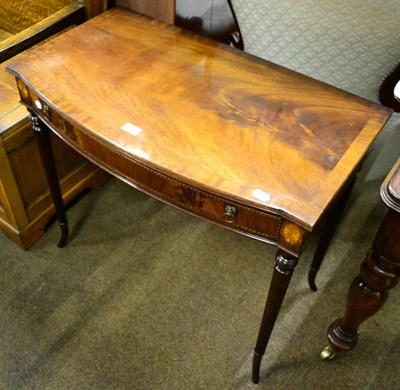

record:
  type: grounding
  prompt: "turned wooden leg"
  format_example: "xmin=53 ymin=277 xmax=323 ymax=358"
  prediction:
xmin=252 ymin=250 xmax=298 ymax=383
xmin=322 ymin=209 xmax=400 ymax=359
xmin=31 ymin=114 xmax=69 ymax=247
xmin=308 ymin=176 xmax=356 ymax=291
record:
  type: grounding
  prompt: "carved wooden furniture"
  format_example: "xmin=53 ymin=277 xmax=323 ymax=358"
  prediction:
xmin=6 ymin=7 xmax=392 ymax=383
xmin=228 ymin=0 xmax=400 ymax=292
xmin=0 ymin=0 xmax=110 ymax=248
xmin=321 ymin=157 xmax=400 ymax=359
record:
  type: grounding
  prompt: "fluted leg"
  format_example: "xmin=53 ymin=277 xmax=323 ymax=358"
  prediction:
xmin=323 ymin=209 xmax=400 ymax=358
xmin=252 ymin=250 xmax=298 ymax=383
xmin=31 ymin=114 xmax=69 ymax=247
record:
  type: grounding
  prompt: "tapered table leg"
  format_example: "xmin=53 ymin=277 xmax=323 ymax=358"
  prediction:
xmin=252 ymin=250 xmax=298 ymax=383
xmin=322 ymin=207 xmax=400 ymax=359
xmin=30 ymin=113 xmax=69 ymax=247
xmin=308 ymin=176 xmax=356 ymax=291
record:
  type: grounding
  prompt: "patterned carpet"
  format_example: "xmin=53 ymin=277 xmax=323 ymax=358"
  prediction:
xmin=0 ymin=114 xmax=399 ymax=389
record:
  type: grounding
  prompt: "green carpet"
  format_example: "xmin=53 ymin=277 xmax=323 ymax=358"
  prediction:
xmin=1 ymin=116 xmax=399 ymax=389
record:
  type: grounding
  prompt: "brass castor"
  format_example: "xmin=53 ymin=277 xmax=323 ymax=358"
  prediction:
xmin=320 ymin=346 xmax=336 ymax=361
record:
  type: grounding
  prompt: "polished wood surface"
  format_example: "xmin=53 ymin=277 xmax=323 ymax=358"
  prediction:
xmin=0 ymin=28 xmax=12 ymax=40
xmin=6 ymin=6 xmax=392 ymax=382
xmin=0 ymin=2 xmax=84 ymax=63
xmin=6 ymin=7 xmax=390 ymax=232
xmin=0 ymin=0 xmax=113 ymax=63
xmin=0 ymin=0 xmax=75 ymax=34
xmin=381 ymin=158 xmax=400 ymax=211
xmin=324 ymin=158 xmax=400 ymax=357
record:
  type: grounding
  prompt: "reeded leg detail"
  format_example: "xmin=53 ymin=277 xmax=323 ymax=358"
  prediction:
xmin=31 ymin=114 xmax=69 ymax=247
xmin=323 ymin=209 xmax=400 ymax=357
xmin=252 ymin=250 xmax=298 ymax=383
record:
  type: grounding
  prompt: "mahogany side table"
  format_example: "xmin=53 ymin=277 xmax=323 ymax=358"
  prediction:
xmin=6 ymin=7 xmax=392 ymax=383
xmin=322 ymin=157 xmax=400 ymax=359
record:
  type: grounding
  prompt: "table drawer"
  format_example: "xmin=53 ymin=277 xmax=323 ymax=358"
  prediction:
xmin=18 ymin=80 xmax=307 ymax=252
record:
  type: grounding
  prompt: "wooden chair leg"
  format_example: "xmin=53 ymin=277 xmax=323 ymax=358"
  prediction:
xmin=31 ymin=113 xmax=69 ymax=247
xmin=321 ymin=209 xmax=400 ymax=359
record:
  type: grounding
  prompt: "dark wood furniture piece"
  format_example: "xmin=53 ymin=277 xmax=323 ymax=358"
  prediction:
xmin=6 ymin=7 xmax=392 ymax=382
xmin=0 ymin=0 xmax=110 ymax=249
xmin=321 ymin=157 xmax=400 ymax=360
xmin=0 ymin=0 xmax=174 ymax=249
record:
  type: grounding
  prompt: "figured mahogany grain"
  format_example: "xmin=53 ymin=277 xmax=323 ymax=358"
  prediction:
xmin=6 ymin=7 xmax=391 ymax=230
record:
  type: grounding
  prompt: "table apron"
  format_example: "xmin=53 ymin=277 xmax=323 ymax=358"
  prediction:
xmin=19 ymin=81 xmax=308 ymax=256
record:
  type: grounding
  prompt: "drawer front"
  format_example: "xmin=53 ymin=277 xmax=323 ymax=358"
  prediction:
xmin=18 ymin=80 xmax=307 ymax=253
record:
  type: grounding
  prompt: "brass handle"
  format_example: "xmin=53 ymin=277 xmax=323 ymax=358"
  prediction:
xmin=224 ymin=204 xmax=237 ymax=223
xmin=34 ymin=99 xmax=49 ymax=116
xmin=43 ymin=104 xmax=50 ymax=116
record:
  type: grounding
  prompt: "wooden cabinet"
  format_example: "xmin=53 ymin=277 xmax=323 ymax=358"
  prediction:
xmin=0 ymin=0 xmax=235 ymax=248
xmin=0 ymin=1 xmax=109 ymax=248
xmin=0 ymin=63 xmax=108 ymax=249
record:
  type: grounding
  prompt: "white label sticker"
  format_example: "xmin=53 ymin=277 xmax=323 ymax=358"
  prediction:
xmin=121 ymin=122 xmax=143 ymax=136
xmin=35 ymin=100 xmax=42 ymax=110
xmin=252 ymin=189 xmax=271 ymax=202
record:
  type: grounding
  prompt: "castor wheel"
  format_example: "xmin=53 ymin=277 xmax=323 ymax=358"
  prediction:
xmin=320 ymin=346 xmax=336 ymax=361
